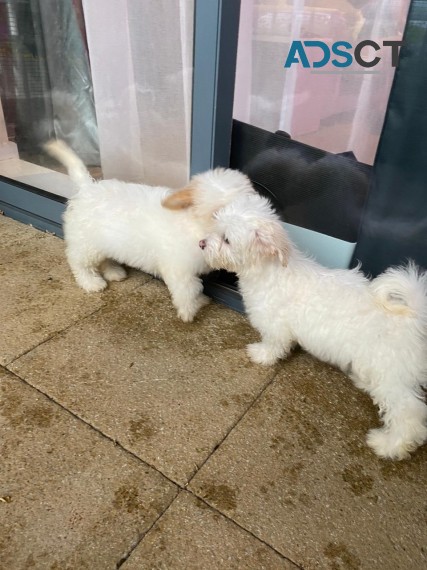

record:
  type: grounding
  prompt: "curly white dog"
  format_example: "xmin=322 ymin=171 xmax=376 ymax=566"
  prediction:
xmin=45 ymin=140 xmax=255 ymax=322
xmin=199 ymin=193 xmax=427 ymax=460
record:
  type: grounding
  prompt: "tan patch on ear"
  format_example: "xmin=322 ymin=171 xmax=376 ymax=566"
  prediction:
xmin=276 ymin=229 xmax=289 ymax=266
xmin=254 ymin=222 xmax=289 ymax=266
xmin=374 ymin=297 xmax=415 ymax=317
xmin=162 ymin=186 xmax=195 ymax=210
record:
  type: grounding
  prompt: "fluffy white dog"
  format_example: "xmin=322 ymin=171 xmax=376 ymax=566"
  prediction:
xmin=199 ymin=193 xmax=427 ymax=460
xmin=45 ymin=140 xmax=255 ymax=322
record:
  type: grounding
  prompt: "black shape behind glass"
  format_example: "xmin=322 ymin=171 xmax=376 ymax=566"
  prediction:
xmin=230 ymin=120 xmax=372 ymax=243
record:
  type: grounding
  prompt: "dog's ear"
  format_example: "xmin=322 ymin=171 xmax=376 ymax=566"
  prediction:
xmin=162 ymin=185 xmax=195 ymax=210
xmin=253 ymin=221 xmax=289 ymax=266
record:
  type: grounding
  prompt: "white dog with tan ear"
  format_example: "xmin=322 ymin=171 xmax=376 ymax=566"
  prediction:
xmin=199 ymin=192 xmax=427 ymax=460
xmin=45 ymin=140 xmax=256 ymax=322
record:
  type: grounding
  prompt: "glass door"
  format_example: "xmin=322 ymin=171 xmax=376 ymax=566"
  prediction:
xmin=229 ymin=0 xmax=411 ymax=268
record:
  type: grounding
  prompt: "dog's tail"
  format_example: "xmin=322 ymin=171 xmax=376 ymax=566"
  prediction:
xmin=44 ymin=140 xmax=93 ymax=188
xmin=371 ymin=261 xmax=427 ymax=319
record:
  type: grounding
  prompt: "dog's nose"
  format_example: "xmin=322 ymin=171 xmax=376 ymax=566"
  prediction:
xmin=199 ymin=239 xmax=207 ymax=250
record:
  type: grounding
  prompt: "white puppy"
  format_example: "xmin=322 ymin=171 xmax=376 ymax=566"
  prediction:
xmin=45 ymin=140 xmax=255 ymax=322
xmin=200 ymin=193 xmax=427 ymax=460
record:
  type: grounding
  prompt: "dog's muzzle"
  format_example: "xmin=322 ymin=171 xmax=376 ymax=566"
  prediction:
xmin=199 ymin=239 xmax=207 ymax=250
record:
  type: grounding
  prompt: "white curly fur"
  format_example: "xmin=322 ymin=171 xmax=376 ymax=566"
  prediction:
xmin=201 ymin=193 xmax=427 ymax=460
xmin=45 ymin=140 xmax=255 ymax=322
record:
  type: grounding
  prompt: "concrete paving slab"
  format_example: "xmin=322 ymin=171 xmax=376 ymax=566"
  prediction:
xmin=0 ymin=214 xmax=46 ymax=246
xmin=0 ymin=217 xmax=151 ymax=365
xmin=0 ymin=367 xmax=178 ymax=570
xmin=189 ymin=351 xmax=427 ymax=570
xmin=9 ymin=280 xmax=273 ymax=485
xmin=122 ymin=491 xmax=299 ymax=570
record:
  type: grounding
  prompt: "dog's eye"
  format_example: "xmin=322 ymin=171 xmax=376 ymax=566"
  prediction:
xmin=224 ymin=237 xmax=230 ymax=245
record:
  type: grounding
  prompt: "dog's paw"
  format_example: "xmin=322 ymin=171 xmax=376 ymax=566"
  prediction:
xmin=196 ymin=294 xmax=211 ymax=310
xmin=102 ymin=264 xmax=127 ymax=282
xmin=247 ymin=342 xmax=278 ymax=366
xmin=177 ymin=305 xmax=198 ymax=323
xmin=178 ymin=310 xmax=194 ymax=323
xmin=78 ymin=275 xmax=108 ymax=293
xmin=177 ymin=295 xmax=211 ymax=323
xmin=366 ymin=428 xmax=412 ymax=461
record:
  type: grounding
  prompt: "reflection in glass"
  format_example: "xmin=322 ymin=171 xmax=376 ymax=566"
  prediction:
xmin=234 ymin=0 xmax=411 ymax=164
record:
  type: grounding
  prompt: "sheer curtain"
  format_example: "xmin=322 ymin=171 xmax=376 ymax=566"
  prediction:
xmin=82 ymin=0 xmax=194 ymax=187
xmin=0 ymin=100 xmax=17 ymax=160
xmin=234 ymin=0 xmax=411 ymax=165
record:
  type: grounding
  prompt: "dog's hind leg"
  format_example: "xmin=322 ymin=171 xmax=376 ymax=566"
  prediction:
xmin=163 ymin=272 xmax=210 ymax=322
xmin=100 ymin=260 xmax=127 ymax=282
xmin=366 ymin=379 xmax=427 ymax=460
xmin=66 ymin=246 xmax=107 ymax=292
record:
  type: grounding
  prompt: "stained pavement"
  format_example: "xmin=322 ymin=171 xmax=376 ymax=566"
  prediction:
xmin=1 ymin=215 xmax=426 ymax=569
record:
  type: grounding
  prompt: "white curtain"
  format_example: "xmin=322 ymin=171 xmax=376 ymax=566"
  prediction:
xmin=233 ymin=0 xmax=411 ymax=165
xmin=82 ymin=0 xmax=194 ymax=187
xmin=0 ymin=101 xmax=17 ymax=160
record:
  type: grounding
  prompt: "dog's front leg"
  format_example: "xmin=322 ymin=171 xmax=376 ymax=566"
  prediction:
xmin=163 ymin=272 xmax=210 ymax=322
xmin=247 ymin=328 xmax=294 ymax=366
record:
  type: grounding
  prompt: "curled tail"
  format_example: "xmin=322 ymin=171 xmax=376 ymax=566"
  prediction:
xmin=44 ymin=140 xmax=93 ymax=188
xmin=371 ymin=261 xmax=427 ymax=319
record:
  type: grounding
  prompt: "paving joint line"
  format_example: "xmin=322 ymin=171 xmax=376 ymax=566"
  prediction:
xmin=185 ymin=366 xmax=281 ymax=486
xmin=4 ymin=304 xmax=107 ymax=368
xmin=116 ymin=486 xmax=304 ymax=570
xmin=3 ymin=355 xmax=279 ymax=494
xmin=3 ymin=367 xmax=181 ymax=489
xmin=3 ymin=360 xmax=182 ymax=569
xmin=115 ymin=488 xmax=183 ymax=568
xmin=4 ymin=275 xmax=155 ymax=368
xmin=3 ymin=366 xmax=302 ymax=568
xmin=186 ymin=490 xmax=305 ymax=569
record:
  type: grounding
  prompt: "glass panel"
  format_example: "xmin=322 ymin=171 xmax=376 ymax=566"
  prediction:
xmin=234 ymin=0 xmax=411 ymax=165
xmin=0 ymin=0 xmax=194 ymax=197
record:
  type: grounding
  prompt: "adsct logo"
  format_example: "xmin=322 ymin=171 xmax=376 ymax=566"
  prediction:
xmin=284 ymin=40 xmax=403 ymax=71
